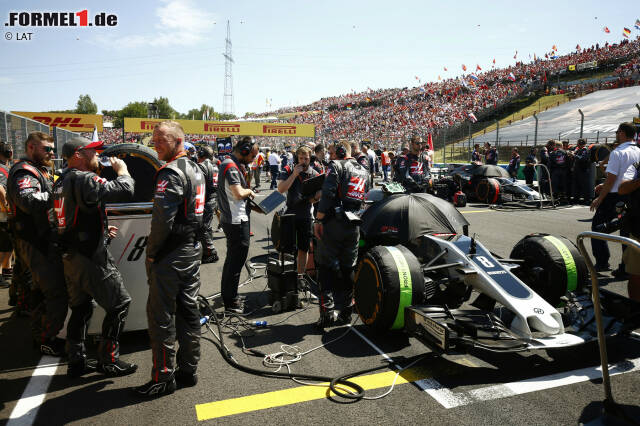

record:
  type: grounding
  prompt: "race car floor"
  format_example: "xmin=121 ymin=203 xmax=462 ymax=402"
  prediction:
xmin=1 ymin=180 xmax=639 ymax=425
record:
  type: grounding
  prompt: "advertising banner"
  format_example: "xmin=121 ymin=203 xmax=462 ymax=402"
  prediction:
xmin=11 ymin=111 xmax=103 ymax=132
xmin=124 ymin=118 xmax=315 ymax=138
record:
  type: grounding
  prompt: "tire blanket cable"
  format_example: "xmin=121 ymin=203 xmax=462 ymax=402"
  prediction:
xmin=197 ymin=292 xmax=425 ymax=401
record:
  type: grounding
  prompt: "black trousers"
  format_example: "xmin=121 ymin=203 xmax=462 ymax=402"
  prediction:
xmin=591 ymin=192 xmax=627 ymax=268
xmin=221 ymin=221 xmax=250 ymax=306
xmin=270 ymin=165 xmax=279 ymax=189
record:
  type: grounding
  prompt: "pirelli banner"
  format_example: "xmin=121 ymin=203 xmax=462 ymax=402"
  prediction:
xmin=11 ymin=111 xmax=103 ymax=132
xmin=124 ymin=118 xmax=315 ymax=138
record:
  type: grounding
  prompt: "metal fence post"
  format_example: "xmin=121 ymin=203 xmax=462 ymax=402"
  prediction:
xmin=533 ymin=112 xmax=538 ymax=146
xmin=468 ymin=122 xmax=472 ymax=150
xmin=578 ymin=109 xmax=584 ymax=139
xmin=495 ymin=120 xmax=499 ymax=146
xmin=443 ymin=128 xmax=447 ymax=165
xmin=636 ymin=103 xmax=640 ymax=117
xmin=596 ymin=131 xmax=599 ymax=143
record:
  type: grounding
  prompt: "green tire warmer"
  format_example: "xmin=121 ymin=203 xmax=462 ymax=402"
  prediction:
xmin=354 ymin=245 xmax=424 ymax=331
xmin=510 ymin=233 xmax=588 ymax=306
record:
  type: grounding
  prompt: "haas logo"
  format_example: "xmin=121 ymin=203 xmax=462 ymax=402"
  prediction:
xmin=346 ymin=176 xmax=366 ymax=200
xmin=410 ymin=161 xmax=423 ymax=175
xmin=54 ymin=198 xmax=66 ymax=228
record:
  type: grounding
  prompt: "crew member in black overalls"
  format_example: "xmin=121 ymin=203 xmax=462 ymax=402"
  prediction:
xmin=196 ymin=145 xmax=219 ymax=264
xmin=53 ymin=136 xmax=137 ymax=377
xmin=471 ymin=144 xmax=482 ymax=164
xmin=393 ymin=135 xmax=430 ymax=192
xmin=311 ymin=144 xmax=327 ymax=175
xmin=314 ymin=141 xmax=370 ymax=327
xmin=135 ymin=121 xmax=206 ymax=397
xmin=278 ymin=146 xmax=320 ymax=276
xmin=523 ymin=147 xmax=537 ymax=186
xmin=484 ymin=142 xmax=498 ymax=165
xmin=7 ymin=131 xmax=68 ymax=356
xmin=549 ymin=140 xmax=569 ymax=202
xmin=572 ymin=139 xmax=591 ymax=205
xmin=507 ymin=148 xmax=521 ymax=181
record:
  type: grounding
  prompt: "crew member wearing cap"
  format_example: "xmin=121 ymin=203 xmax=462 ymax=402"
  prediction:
xmin=53 ymin=137 xmax=137 ymax=377
xmin=52 ymin=136 xmax=137 ymax=377
xmin=136 ymin=121 xmax=206 ymax=397
xmin=7 ymin=131 xmax=67 ymax=356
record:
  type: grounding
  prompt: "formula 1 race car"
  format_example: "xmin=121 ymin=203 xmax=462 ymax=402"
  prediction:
xmin=440 ymin=163 xmax=541 ymax=204
xmin=354 ymin=191 xmax=640 ymax=354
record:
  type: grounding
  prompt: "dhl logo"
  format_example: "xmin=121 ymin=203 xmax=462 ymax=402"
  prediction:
xmin=262 ymin=125 xmax=297 ymax=135
xmin=32 ymin=116 xmax=94 ymax=130
xmin=203 ymin=123 xmax=241 ymax=133
xmin=140 ymin=120 xmax=162 ymax=130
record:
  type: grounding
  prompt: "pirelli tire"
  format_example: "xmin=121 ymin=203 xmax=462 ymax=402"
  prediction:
xmin=354 ymin=245 xmax=424 ymax=331
xmin=510 ymin=233 xmax=588 ymax=307
xmin=99 ymin=143 xmax=163 ymax=202
xmin=475 ymin=178 xmax=501 ymax=204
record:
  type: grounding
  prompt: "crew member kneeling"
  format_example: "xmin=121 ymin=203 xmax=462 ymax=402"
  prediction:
xmin=136 ymin=121 xmax=205 ymax=397
xmin=53 ymin=136 xmax=137 ymax=377
xmin=314 ymin=141 xmax=370 ymax=328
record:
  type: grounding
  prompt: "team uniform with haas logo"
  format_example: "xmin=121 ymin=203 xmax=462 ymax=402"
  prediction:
xmin=315 ymin=156 xmax=370 ymax=326
xmin=52 ymin=159 xmax=136 ymax=377
xmin=143 ymin=153 xmax=206 ymax=390
xmin=393 ymin=152 xmax=430 ymax=192
xmin=7 ymin=158 xmax=68 ymax=356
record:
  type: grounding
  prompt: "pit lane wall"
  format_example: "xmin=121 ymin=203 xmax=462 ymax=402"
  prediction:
xmin=124 ymin=118 xmax=316 ymax=138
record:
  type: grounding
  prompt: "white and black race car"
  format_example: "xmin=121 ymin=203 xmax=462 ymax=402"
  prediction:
xmin=355 ymin=191 xmax=639 ymax=354
xmin=440 ymin=163 xmax=541 ymax=204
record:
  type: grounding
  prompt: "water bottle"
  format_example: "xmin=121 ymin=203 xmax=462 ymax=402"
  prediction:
xmin=98 ymin=156 xmax=112 ymax=167
xmin=253 ymin=320 xmax=267 ymax=327
xmin=199 ymin=315 xmax=209 ymax=325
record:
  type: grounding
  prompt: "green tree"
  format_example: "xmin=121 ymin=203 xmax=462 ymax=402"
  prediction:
xmin=75 ymin=94 xmax=98 ymax=114
xmin=153 ymin=97 xmax=178 ymax=119
xmin=113 ymin=101 xmax=148 ymax=128
xmin=218 ymin=113 xmax=237 ymax=120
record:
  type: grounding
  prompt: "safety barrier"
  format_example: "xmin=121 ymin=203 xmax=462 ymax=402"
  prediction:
xmin=575 ymin=232 xmax=640 ymax=411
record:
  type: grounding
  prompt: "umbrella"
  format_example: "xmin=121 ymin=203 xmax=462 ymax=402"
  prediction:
xmin=360 ymin=193 xmax=469 ymax=246
xmin=469 ymin=164 xmax=510 ymax=178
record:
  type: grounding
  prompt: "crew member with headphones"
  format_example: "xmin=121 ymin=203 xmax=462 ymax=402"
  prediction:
xmin=217 ymin=136 xmax=262 ymax=313
xmin=314 ymin=140 xmax=370 ymax=328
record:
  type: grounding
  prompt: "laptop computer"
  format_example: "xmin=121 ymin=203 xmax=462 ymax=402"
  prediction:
xmin=248 ymin=190 xmax=286 ymax=215
xmin=301 ymin=174 xmax=325 ymax=197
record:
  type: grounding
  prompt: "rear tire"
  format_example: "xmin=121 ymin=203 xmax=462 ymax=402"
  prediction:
xmin=99 ymin=143 xmax=163 ymax=202
xmin=475 ymin=178 xmax=500 ymax=204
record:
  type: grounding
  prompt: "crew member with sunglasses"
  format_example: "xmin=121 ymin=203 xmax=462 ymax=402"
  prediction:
xmin=7 ymin=131 xmax=68 ymax=356
xmin=393 ymin=134 xmax=431 ymax=192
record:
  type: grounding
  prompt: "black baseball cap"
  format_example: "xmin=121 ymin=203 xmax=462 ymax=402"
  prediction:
xmin=62 ymin=136 xmax=104 ymax=160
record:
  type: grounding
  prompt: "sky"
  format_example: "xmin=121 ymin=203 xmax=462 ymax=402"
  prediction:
xmin=0 ymin=0 xmax=638 ymax=118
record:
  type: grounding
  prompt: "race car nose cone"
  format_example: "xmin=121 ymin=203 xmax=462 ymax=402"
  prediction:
xmin=528 ymin=313 xmax=561 ymax=335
